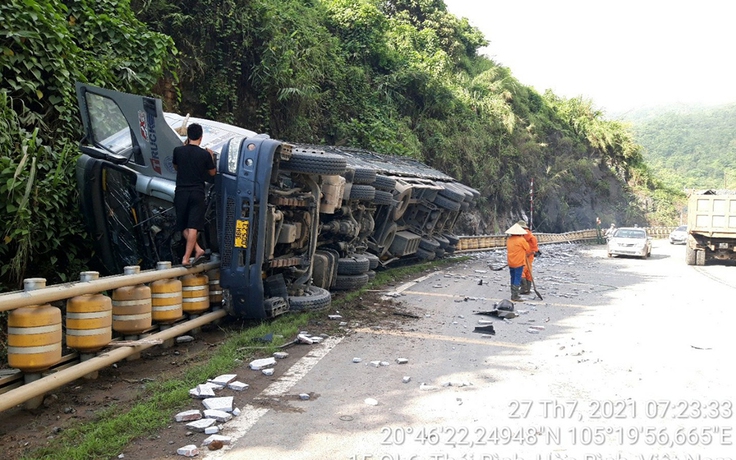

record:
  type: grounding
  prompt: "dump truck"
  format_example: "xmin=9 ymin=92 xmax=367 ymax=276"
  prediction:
xmin=74 ymin=83 xmax=479 ymax=318
xmin=685 ymin=190 xmax=736 ymax=265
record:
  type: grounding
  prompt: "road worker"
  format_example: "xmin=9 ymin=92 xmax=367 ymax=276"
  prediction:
xmin=518 ymin=220 xmax=539 ymax=295
xmin=505 ymin=222 xmax=532 ymax=301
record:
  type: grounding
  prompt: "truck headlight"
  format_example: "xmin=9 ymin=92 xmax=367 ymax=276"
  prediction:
xmin=225 ymin=137 xmax=244 ymax=174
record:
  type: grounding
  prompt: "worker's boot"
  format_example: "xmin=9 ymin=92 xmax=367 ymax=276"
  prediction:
xmin=510 ymin=285 xmax=521 ymax=301
xmin=520 ymin=278 xmax=531 ymax=295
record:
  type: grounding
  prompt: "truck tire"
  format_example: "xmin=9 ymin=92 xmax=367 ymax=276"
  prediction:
xmin=438 ymin=184 xmax=466 ymax=202
xmin=280 ymin=151 xmax=347 ymax=175
xmin=419 ymin=237 xmax=440 ymax=251
xmin=353 ymin=167 xmax=377 ymax=185
xmin=433 ymin=194 xmax=461 ymax=212
xmin=696 ymin=249 xmax=706 ymax=266
xmin=363 ymin=252 xmax=380 ymax=270
xmin=443 ymin=233 xmax=460 ymax=246
xmin=434 ymin=234 xmax=450 ymax=249
xmin=349 ymin=184 xmax=376 ymax=201
xmin=415 ymin=247 xmax=435 ymax=260
xmin=685 ymin=246 xmax=696 ymax=265
xmin=373 ymin=190 xmax=393 ymax=206
xmin=337 ymin=255 xmax=370 ymax=275
xmin=334 ymin=273 xmax=370 ymax=291
xmin=373 ymin=174 xmax=396 ymax=191
xmin=379 ymin=223 xmax=397 ymax=256
xmin=289 ymin=286 xmax=332 ymax=312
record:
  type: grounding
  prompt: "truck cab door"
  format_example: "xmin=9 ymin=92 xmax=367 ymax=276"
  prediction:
xmin=75 ymin=82 xmax=183 ymax=182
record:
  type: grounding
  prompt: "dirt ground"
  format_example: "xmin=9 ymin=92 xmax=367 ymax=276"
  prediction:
xmin=0 ymin=271 xmax=426 ymax=460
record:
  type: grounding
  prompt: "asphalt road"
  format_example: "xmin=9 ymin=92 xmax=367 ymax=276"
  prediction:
xmin=204 ymin=240 xmax=736 ymax=460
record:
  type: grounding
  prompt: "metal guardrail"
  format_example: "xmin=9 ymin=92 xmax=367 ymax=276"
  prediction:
xmin=455 ymin=227 xmax=677 ymax=252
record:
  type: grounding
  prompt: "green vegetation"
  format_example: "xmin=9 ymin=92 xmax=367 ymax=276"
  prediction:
xmin=625 ymin=104 xmax=736 ymax=191
xmin=2 ymin=0 xmax=667 ymax=288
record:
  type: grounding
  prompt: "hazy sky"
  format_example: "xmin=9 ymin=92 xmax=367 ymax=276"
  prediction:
xmin=443 ymin=0 xmax=736 ymax=116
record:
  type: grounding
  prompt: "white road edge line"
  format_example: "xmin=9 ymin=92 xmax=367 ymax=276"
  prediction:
xmin=382 ymin=271 xmax=441 ymax=298
xmin=203 ymin=336 xmax=344 ymax=458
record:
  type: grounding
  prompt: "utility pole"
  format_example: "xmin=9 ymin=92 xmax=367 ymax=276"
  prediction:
xmin=530 ymin=178 xmax=534 ymax=230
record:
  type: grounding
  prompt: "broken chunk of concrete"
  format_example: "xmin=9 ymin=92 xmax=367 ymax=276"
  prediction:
xmin=249 ymin=357 xmax=276 ymax=370
xmin=369 ymin=361 xmax=381 ymax=367
xmin=364 ymin=398 xmax=379 ymax=406
xmin=352 ymin=357 xmax=362 ymax=363
xmin=174 ymin=410 xmax=202 ymax=422
xmin=299 ymin=393 xmax=310 ymax=400
xmin=176 ymin=335 xmax=195 ymax=344
xmin=379 ymin=361 xmax=390 ymax=366
xmin=227 ymin=381 xmax=249 ymax=391
xmin=402 ymin=376 xmax=411 ymax=383
xmin=262 ymin=368 xmax=275 ymax=376
xmin=186 ymin=418 xmax=217 ymax=432
xmin=310 ymin=336 xmax=324 ymax=344
xmin=177 ymin=444 xmax=199 ymax=457
xmin=204 ymin=426 xmax=219 ymax=435
xmin=202 ymin=396 xmax=234 ymax=412
xmin=328 ymin=314 xmax=342 ymax=320
xmin=396 ymin=358 xmax=408 ymax=364
xmin=419 ymin=383 xmax=437 ymax=391
xmin=204 ymin=409 xmax=232 ymax=422
xmin=232 ymin=407 xmax=241 ymax=416
xmin=202 ymin=434 xmax=232 ymax=447
xmin=297 ymin=334 xmax=314 ymax=344
xmin=208 ymin=374 xmax=237 ymax=386
xmin=273 ymin=352 xmax=289 ymax=359
xmin=472 ymin=325 xmax=496 ymax=335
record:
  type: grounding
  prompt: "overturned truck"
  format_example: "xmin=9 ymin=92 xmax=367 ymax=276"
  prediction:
xmin=75 ymin=83 xmax=479 ymax=318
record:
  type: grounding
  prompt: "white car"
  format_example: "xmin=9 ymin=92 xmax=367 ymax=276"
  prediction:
xmin=607 ymin=227 xmax=652 ymax=259
xmin=669 ymin=225 xmax=688 ymax=245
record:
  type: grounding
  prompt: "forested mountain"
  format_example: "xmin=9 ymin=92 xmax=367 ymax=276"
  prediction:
xmin=0 ymin=0 xmax=676 ymax=289
xmin=624 ymin=104 xmax=736 ymax=191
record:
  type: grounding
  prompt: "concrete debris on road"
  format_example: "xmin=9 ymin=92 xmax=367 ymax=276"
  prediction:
xmin=273 ymin=351 xmax=289 ymax=359
xmin=174 ymin=410 xmax=202 ymax=422
xmin=353 ymin=357 xmax=362 ymax=363
xmin=202 ymin=434 xmax=232 ymax=447
xmin=176 ymin=445 xmax=199 ymax=457
xmin=176 ymin=335 xmax=195 ymax=344
xmin=209 ymin=374 xmax=238 ymax=386
xmin=299 ymin=393 xmax=310 ymax=400
xmin=202 ymin=396 xmax=234 ymax=412
xmin=472 ymin=325 xmax=496 ymax=335
xmin=186 ymin=418 xmax=217 ymax=432
xmin=227 ymin=381 xmax=249 ymax=391
xmin=203 ymin=409 xmax=232 ymax=423
xmin=249 ymin=357 xmax=276 ymax=370
xmin=402 ymin=376 xmax=411 ymax=383
xmin=396 ymin=358 xmax=408 ymax=364
xmin=262 ymin=368 xmax=275 ymax=376
xmin=328 ymin=314 xmax=343 ymax=320
xmin=204 ymin=426 xmax=220 ymax=435
xmin=364 ymin=398 xmax=379 ymax=406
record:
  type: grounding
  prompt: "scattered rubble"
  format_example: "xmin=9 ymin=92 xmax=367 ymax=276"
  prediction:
xmin=249 ymin=357 xmax=276 ymax=370
xmin=364 ymin=398 xmax=379 ymax=406
xmin=174 ymin=410 xmax=202 ymax=422
xmin=177 ymin=445 xmax=199 ymax=457
xmin=273 ymin=351 xmax=289 ymax=359
xmin=395 ymin=358 xmax=408 ymax=364
xmin=176 ymin=335 xmax=195 ymax=344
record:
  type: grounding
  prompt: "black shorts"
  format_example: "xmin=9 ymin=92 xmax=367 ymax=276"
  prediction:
xmin=174 ymin=189 xmax=206 ymax=232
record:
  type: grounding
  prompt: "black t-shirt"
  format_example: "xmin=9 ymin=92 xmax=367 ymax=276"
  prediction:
xmin=173 ymin=144 xmax=215 ymax=191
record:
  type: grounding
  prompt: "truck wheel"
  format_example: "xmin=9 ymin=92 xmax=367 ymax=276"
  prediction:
xmin=373 ymin=174 xmax=396 ymax=191
xmin=438 ymin=183 xmax=466 ymax=202
xmin=415 ymin=247 xmax=435 ymax=260
xmin=289 ymin=286 xmax=332 ymax=312
xmin=433 ymin=194 xmax=461 ymax=211
xmin=334 ymin=273 xmax=370 ymax=291
xmin=349 ymin=184 xmax=376 ymax=201
xmin=685 ymin=246 xmax=696 ymax=265
xmin=419 ymin=237 xmax=440 ymax=251
xmin=281 ymin=151 xmax=347 ymax=175
xmin=353 ymin=167 xmax=377 ymax=185
xmin=337 ymin=255 xmax=370 ymax=275
xmin=434 ymin=234 xmax=450 ymax=249
xmin=696 ymin=249 xmax=706 ymax=266
xmin=373 ymin=190 xmax=393 ymax=206
xmin=379 ymin=223 xmax=397 ymax=256
xmin=363 ymin=252 xmax=380 ymax=270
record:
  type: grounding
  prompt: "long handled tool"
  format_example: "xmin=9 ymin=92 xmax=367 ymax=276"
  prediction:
xmin=525 ymin=257 xmax=543 ymax=300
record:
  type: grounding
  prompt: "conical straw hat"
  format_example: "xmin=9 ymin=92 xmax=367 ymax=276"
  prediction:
xmin=505 ymin=223 xmax=527 ymax=235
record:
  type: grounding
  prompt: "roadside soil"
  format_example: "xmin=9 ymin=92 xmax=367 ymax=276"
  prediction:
xmin=0 ymin=268 xmax=430 ymax=460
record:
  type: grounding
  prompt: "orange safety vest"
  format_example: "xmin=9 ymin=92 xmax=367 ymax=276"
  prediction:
xmin=506 ymin=235 xmax=530 ymax=268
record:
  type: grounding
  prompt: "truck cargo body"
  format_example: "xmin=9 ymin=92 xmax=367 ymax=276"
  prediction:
xmin=685 ymin=191 xmax=736 ymax=265
xmin=74 ymin=83 xmax=478 ymax=318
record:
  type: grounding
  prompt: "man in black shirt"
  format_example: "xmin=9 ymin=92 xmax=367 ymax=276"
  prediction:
xmin=173 ymin=123 xmax=216 ymax=266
